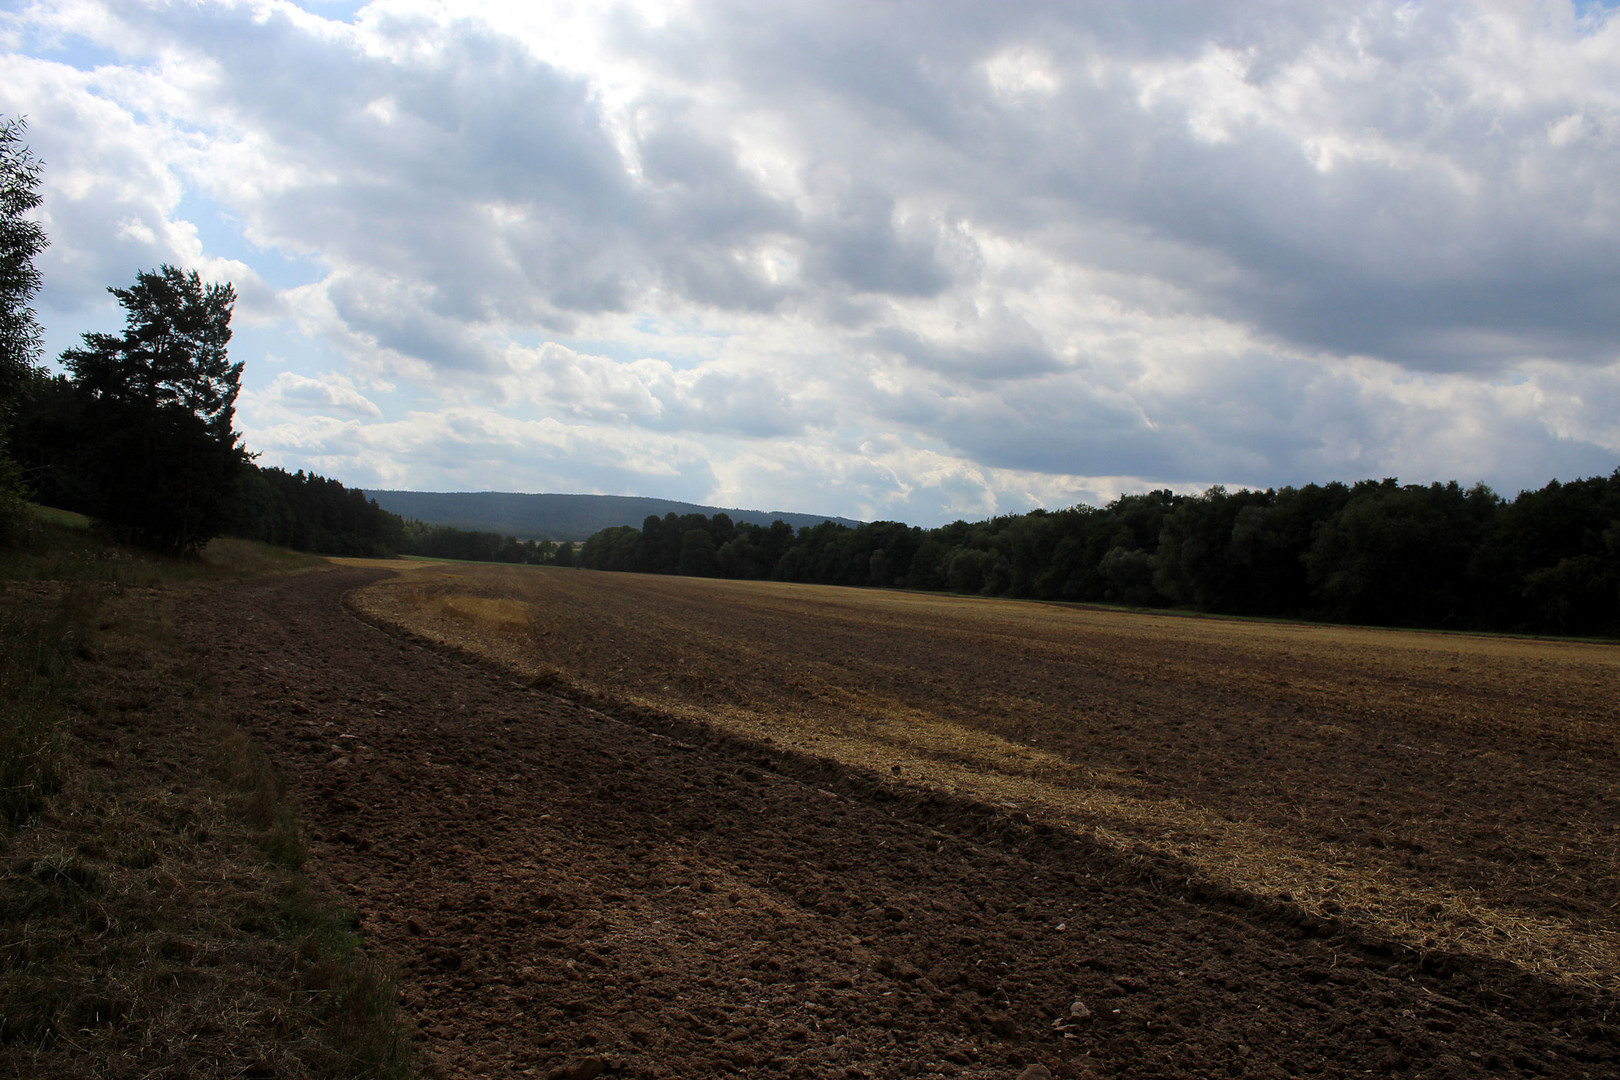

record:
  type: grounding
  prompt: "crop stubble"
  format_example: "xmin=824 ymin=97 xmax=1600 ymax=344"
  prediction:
xmin=354 ymin=562 xmax=1620 ymax=992
xmin=188 ymin=563 xmax=1620 ymax=1078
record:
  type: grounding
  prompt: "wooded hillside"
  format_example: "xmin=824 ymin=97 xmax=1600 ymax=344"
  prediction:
xmin=579 ymin=476 xmax=1620 ymax=637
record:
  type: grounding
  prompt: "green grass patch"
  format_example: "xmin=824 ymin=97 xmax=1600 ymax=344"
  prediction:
xmin=201 ymin=535 xmax=330 ymax=578
xmin=0 ymin=501 xmax=326 ymax=588
xmin=24 ymin=504 xmax=93 ymax=529
xmin=0 ymin=587 xmax=88 ymax=827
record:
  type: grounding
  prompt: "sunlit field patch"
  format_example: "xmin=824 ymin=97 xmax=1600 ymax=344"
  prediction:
xmin=437 ymin=594 xmax=532 ymax=628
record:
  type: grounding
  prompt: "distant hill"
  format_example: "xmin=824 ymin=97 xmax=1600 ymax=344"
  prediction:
xmin=363 ymin=490 xmax=864 ymax=542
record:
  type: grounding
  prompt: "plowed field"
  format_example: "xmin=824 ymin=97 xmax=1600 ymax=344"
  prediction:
xmin=185 ymin=563 xmax=1620 ymax=1079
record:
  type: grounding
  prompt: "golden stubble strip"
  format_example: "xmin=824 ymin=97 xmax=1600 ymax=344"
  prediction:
xmin=659 ymin=691 xmax=1620 ymax=993
xmin=349 ymin=566 xmax=1620 ymax=992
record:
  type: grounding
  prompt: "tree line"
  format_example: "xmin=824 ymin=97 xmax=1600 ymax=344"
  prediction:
xmin=579 ymin=476 xmax=1620 ymax=637
xmin=226 ymin=464 xmax=578 ymax=564
xmin=396 ymin=520 xmax=575 ymax=566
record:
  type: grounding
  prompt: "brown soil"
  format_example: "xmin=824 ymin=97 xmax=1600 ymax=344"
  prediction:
xmin=356 ymin=563 xmax=1620 ymax=990
xmin=183 ymin=566 xmax=1620 ymax=1079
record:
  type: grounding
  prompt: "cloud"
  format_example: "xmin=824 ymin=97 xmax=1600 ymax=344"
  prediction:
xmin=257 ymin=371 xmax=382 ymax=419
xmin=6 ymin=0 xmax=1620 ymax=526
xmin=243 ymin=404 xmax=723 ymax=504
xmin=502 ymin=342 xmax=834 ymax=438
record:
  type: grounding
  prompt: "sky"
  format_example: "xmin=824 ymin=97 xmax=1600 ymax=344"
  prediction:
xmin=3 ymin=0 xmax=1619 ymax=527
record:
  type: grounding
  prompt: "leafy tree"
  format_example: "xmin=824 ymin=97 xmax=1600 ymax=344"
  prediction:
xmin=229 ymin=465 xmax=404 ymax=557
xmin=572 ymin=470 xmax=1616 ymax=638
xmin=0 ymin=116 xmax=48 ymax=545
xmin=906 ymin=538 xmax=949 ymax=590
xmin=1225 ymin=483 xmax=1352 ymax=617
xmin=1154 ymin=485 xmax=1276 ymax=611
xmin=1 ymin=116 xmax=47 ymax=429
xmin=1000 ymin=511 xmax=1057 ymax=597
xmin=1522 ymin=555 xmax=1615 ymax=636
xmin=1304 ymin=480 xmax=1498 ymax=627
xmin=1030 ymin=506 xmax=1107 ymax=600
xmin=715 ymin=532 xmax=754 ymax=578
xmin=947 ymin=547 xmax=989 ymax=594
xmin=580 ymin=524 xmax=640 ymax=571
xmin=63 ymin=266 xmax=240 ymax=433
xmin=678 ymin=528 xmax=718 ymax=576
xmin=848 ymin=520 xmax=921 ymax=588
xmin=709 ymin=511 xmax=736 ymax=547
xmin=19 ymin=266 xmax=244 ymax=554
xmin=1482 ymin=470 xmax=1620 ymax=633
xmin=755 ymin=518 xmax=797 ymax=575
xmin=636 ymin=514 xmax=665 ymax=572
xmin=1098 ymin=545 xmax=1158 ymax=606
xmin=654 ymin=512 xmax=692 ymax=572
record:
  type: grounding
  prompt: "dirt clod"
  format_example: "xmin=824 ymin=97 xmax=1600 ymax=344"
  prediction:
xmin=568 ymin=1057 xmax=607 ymax=1080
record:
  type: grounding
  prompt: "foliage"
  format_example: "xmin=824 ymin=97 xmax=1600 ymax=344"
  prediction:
xmin=1303 ymin=480 xmax=1499 ymax=627
xmin=0 ymin=115 xmax=48 ymax=433
xmin=1481 ymin=472 xmax=1620 ymax=635
xmin=13 ymin=266 xmax=244 ymax=555
xmin=0 ymin=115 xmax=49 ymax=549
xmin=578 ymin=470 xmax=1620 ymax=637
xmin=63 ymin=266 xmax=240 ymax=429
xmin=398 ymin=517 xmax=574 ymax=565
xmin=0 ymin=452 xmax=30 ymax=548
xmin=579 ymin=524 xmax=639 ymax=572
xmin=229 ymin=464 xmax=405 ymax=558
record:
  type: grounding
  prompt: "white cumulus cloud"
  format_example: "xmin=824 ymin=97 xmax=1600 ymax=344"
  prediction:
xmin=4 ymin=0 xmax=1618 ymax=523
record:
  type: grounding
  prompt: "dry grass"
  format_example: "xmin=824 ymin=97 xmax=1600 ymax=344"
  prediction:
xmin=0 ymin=584 xmax=89 ymax=827
xmin=352 ymin=561 xmax=1620 ymax=994
xmin=0 ymin=510 xmax=410 ymax=1079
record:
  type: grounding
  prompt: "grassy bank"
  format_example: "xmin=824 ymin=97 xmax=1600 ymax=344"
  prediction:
xmin=0 ymin=506 xmax=412 ymax=1078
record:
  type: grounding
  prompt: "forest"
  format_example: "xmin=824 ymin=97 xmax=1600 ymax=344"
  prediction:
xmin=578 ymin=474 xmax=1620 ymax=637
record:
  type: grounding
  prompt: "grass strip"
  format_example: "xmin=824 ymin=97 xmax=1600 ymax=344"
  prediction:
xmin=0 ymin=505 xmax=412 ymax=1078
